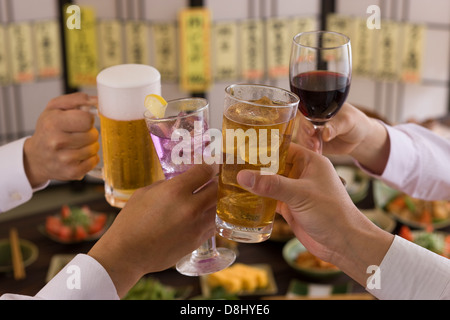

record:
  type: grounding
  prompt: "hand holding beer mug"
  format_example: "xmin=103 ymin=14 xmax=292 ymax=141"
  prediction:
xmin=97 ymin=64 xmax=164 ymax=208
xmin=216 ymin=84 xmax=299 ymax=243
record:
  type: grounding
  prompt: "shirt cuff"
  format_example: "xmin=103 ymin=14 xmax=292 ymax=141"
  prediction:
xmin=367 ymin=236 xmax=450 ymax=300
xmin=35 ymin=254 xmax=120 ymax=300
xmin=353 ymin=122 xmax=417 ymax=188
xmin=0 ymin=138 xmax=33 ymax=213
xmin=0 ymin=138 xmax=50 ymax=213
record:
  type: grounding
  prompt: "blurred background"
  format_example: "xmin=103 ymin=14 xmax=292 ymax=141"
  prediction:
xmin=0 ymin=0 xmax=448 ymax=141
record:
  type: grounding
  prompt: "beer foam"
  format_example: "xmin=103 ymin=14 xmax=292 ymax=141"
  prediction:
xmin=97 ymin=64 xmax=161 ymax=120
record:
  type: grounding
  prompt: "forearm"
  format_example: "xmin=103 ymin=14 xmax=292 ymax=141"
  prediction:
xmin=349 ymin=118 xmax=390 ymax=176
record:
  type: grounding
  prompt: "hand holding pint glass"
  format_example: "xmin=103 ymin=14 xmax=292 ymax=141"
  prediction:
xmin=97 ymin=64 xmax=164 ymax=208
xmin=216 ymin=84 xmax=299 ymax=243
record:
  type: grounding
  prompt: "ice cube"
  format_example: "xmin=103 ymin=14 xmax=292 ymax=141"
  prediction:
xmin=227 ymin=101 xmax=280 ymax=125
xmin=149 ymin=122 xmax=172 ymax=139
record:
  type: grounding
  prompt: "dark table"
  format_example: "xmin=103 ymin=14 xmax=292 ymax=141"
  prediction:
xmin=0 ymin=182 xmax=369 ymax=299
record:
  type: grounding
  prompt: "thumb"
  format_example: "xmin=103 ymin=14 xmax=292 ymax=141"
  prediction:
xmin=236 ymin=170 xmax=298 ymax=205
xmin=323 ymin=122 xmax=336 ymax=142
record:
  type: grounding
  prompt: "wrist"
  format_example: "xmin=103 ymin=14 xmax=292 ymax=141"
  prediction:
xmin=331 ymin=209 xmax=394 ymax=287
xmin=87 ymin=234 xmax=144 ymax=298
xmin=23 ymin=138 xmax=49 ymax=188
xmin=350 ymin=119 xmax=390 ymax=176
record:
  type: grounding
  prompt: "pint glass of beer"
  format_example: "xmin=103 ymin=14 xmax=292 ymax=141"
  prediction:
xmin=216 ymin=84 xmax=299 ymax=243
xmin=97 ymin=64 xmax=164 ymax=208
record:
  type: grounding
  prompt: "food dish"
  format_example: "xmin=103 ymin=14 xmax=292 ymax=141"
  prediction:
xmin=335 ymin=166 xmax=370 ymax=203
xmin=373 ymin=180 xmax=450 ymax=229
xmin=0 ymin=238 xmax=38 ymax=273
xmin=282 ymin=238 xmax=342 ymax=279
xmin=39 ymin=205 xmax=114 ymax=244
xmin=361 ymin=208 xmax=396 ymax=233
xmin=399 ymin=227 xmax=450 ymax=258
xmin=200 ymin=264 xmax=277 ymax=298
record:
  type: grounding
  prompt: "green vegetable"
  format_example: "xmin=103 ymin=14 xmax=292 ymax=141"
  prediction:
xmin=122 ymin=278 xmax=177 ymax=300
xmin=414 ymin=233 xmax=444 ymax=254
xmin=404 ymin=196 xmax=416 ymax=213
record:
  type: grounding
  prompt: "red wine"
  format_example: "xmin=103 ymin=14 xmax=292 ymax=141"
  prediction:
xmin=290 ymin=71 xmax=350 ymax=124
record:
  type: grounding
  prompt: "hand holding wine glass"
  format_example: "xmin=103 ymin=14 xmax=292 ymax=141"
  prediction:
xmin=289 ymin=31 xmax=352 ymax=154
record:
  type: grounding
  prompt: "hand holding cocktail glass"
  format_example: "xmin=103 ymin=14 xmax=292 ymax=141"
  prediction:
xmin=144 ymin=96 xmax=236 ymax=276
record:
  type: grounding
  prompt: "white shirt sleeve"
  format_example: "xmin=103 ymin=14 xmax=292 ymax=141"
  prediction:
xmin=0 ymin=138 xmax=49 ymax=213
xmin=357 ymin=123 xmax=450 ymax=201
xmin=0 ymin=254 xmax=120 ymax=300
xmin=367 ymin=236 xmax=450 ymax=300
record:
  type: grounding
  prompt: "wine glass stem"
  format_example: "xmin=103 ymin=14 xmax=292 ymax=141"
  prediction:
xmin=192 ymin=236 xmax=217 ymax=260
xmin=313 ymin=124 xmax=324 ymax=155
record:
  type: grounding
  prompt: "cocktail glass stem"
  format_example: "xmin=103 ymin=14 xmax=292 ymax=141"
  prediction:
xmin=192 ymin=237 xmax=217 ymax=259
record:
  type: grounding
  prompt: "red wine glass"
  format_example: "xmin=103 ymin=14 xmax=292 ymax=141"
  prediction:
xmin=290 ymin=31 xmax=352 ymax=154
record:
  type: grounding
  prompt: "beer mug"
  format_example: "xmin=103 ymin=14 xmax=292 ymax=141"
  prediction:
xmin=97 ymin=64 xmax=164 ymax=208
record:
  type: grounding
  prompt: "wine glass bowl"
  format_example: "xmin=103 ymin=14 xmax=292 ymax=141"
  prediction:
xmin=289 ymin=31 xmax=352 ymax=153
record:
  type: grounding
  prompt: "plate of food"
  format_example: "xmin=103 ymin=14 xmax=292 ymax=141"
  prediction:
xmin=123 ymin=277 xmax=192 ymax=300
xmin=373 ymin=180 xmax=450 ymax=229
xmin=0 ymin=238 xmax=38 ymax=273
xmin=39 ymin=205 xmax=114 ymax=244
xmin=335 ymin=165 xmax=370 ymax=203
xmin=399 ymin=226 xmax=450 ymax=258
xmin=362 ymin=208 xmax=396 ymax=233
xmin=282 ymin=238 xmax=342 ymax=280
xmin=200 ymin=263 xmax=277 ymax=298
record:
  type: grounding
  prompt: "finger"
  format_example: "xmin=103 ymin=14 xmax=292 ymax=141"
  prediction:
xmin=55 ymin=128 xmax=99 ymax=150
xmin=283 ymin=143 xmax=312 ymax=178
xmin=322 ymin=103 xmax=353 ymax=142
xmin=172 ymin=164 xmax=218 ymax=194
xmin=46 ymin=92 xmax=97 ymax=111
xmin=59 ymin=142 xmax=100 ymax=165
xmin=68 ymin=128 xmax=99 ymax=149
xmin=55 ymin=109 xmax=96 ymax=133
xmin=70 ymin=155 xmax=100 ymax=181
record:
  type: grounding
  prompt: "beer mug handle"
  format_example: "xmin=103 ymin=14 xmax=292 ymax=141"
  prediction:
xmin=80 ymin=105 xmax=104 ymax=181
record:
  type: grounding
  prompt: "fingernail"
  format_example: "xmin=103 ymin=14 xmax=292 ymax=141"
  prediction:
xmin=87 ymin=96 xmax=98 ymax=106
xmin=237 ymin=171 xmax=255 ymax=189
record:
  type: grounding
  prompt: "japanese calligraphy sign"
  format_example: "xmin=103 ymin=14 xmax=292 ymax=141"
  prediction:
xmin=0 ymin=25 xmax=10 ymax=85
xmin=213 ymin=21 xmax=238 ymax=81
xmin=401 ymin=23 xmax=425 ymax=83
xmin=266 ymin=18 xmax=290 ymax=78
xmin=9 ymin=23 xmax=34 ymax=83
xmin=352 ymin=18 xmax=375 ymax=77
xmin=179 ymin=8 xmax=212 ymax=93
xmin=98 ymin=20 xmax=124 ymax=69
xmin=152 ymin=23 xmax=178 ymax=81
xmin=375 ymin=20 xmax=401 ymax=81
xmin=125 ymin=21 xmax=149 ymax=65
xmin=240 ymin=19 xmax=264 ymax=80
xmin=64 ymin=6 xmax=98 ymax=87
xmin=35 ymin=20 xmax=62 ymax=78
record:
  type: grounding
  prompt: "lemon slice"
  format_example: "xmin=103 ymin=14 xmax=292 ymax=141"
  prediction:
xmin=145 ymin=94 xmax=168 ymax=118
